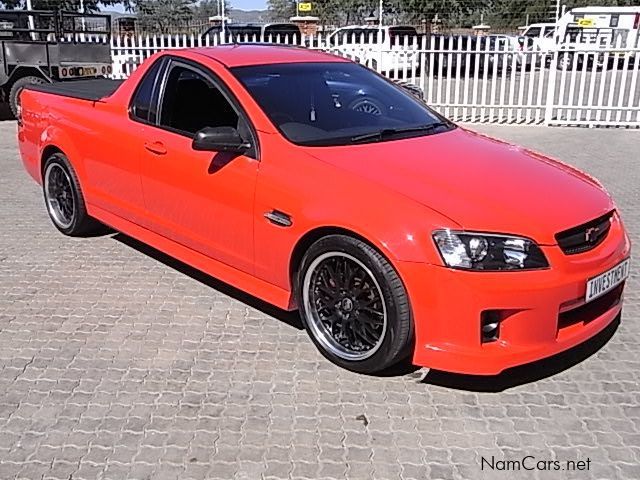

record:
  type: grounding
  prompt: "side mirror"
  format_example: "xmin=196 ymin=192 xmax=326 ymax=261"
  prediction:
xmin=192 ymin=126 xmax=251 ymax=153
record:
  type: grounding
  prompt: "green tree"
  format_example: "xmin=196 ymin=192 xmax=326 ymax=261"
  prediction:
xmin=136 ymin=0 xmax=195 ymax=33
xmin=192 ymin=0 xmax=231 ymax=21
xmin=267 ymin=0 xmax=296 ymax=21
xmin=274 ymin=0 xmax=640 ymax=28
xmin=0 ymin=0 xmax=131 ymax=11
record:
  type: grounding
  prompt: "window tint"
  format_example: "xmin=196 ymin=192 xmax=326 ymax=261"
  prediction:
xmin=389 ymin=27 xmax=418 ymax=46
xmin=159 ymin=65 xmax=239 ymax=136
xmin=524 ymin=27 xmax=541 ymax=37
xmin=333 ymin=29 xmax=383 ymax=45
xmin=263 ymin=24 xmax=301 ymax=42
xmin=131 ymin=59 xmax=162 ymax=122
xmin=232 ymin=62 xmax=447 ymax=147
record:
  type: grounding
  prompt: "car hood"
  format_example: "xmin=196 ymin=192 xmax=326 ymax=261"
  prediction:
xmin=304 ymin=127 xmax=614 ymax=244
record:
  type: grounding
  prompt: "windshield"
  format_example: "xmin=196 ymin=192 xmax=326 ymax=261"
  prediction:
xmin=231 ymin=62 xmax=451 ymax=146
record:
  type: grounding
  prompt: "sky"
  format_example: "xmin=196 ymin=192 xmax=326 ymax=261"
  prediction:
xmin=233 ymin=0 xmax=268 ymax=9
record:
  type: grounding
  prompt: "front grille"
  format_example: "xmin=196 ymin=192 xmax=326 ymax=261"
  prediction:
xmin=555 ymin=211 xmax=613 ymax=255
xmin=557 ymin=283 xmax=623 ymax=331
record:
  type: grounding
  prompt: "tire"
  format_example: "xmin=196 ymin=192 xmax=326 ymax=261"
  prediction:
xmin=42 ymin=153 xmax=101 ymax=236
xmin=296 ymin=235 xmax=413 ymax=374
xmin=557 ymin=52 xmax=581 ymax=70
xmin=9 ymin=75 xmax=46 ymax=119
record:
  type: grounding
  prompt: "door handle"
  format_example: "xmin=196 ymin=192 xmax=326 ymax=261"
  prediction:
xmin=144 ymin=141 xmax=167 ymax=155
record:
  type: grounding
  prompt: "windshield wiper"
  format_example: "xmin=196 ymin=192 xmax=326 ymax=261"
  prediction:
xmin=350 ymin=122 xmax=449 ymax=143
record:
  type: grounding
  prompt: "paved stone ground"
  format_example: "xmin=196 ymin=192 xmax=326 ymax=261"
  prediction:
xmin=0 ymin=120 xmax=638 ymax=480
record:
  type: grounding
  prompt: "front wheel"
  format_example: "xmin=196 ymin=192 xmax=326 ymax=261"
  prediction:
xmin=296 ymin=235 xmax=413 ymax=374
xmin=42 ymin=153 xmax=101 ymax=236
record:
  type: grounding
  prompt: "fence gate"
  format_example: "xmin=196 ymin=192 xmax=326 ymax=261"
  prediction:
xmin=109 ymin=34 xmax=640 ymax=128
xmin=544 ymin=46 xmax=640 ymax=127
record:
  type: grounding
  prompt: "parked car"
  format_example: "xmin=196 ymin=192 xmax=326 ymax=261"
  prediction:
xmin=328 ymin=25 xmax=421 ymax=74
xmin=18 ymin=45 xmax=630 ymax=375
xmin=426 ymin=35 xmax=516 ymax=75
xmin=201 ymin=22 xmax=302 ymax=44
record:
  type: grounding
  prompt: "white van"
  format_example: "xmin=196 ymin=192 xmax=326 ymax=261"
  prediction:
xmin=327 ymin=25 xmax=421 ymax=74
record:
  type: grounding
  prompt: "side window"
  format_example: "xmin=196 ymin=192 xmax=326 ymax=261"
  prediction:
xmin=159 ymin=65 xmax=239 ymax=136
xmin=526 ymin=27 xmax=541 ymax=37
xmin=130 ymin=59 xmax=163 ymax=122
xmin=610 ymin=15 xmax=619 ymax=28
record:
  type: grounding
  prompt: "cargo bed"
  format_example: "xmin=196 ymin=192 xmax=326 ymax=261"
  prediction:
xmin=24 ymin=78 xmax=123 ymax=102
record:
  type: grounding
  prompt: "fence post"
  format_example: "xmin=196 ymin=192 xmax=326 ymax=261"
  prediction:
xmin=544 ymin=48 xmax=559 ymax=125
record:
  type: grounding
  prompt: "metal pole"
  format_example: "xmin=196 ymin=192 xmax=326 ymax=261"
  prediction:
xmin=221 ymin=0 xmax=226 ymax=42
xmin=26 ymin=0 xmax=36 ymax=41
xmin=378 ymin=0 xmax=383 ymax=72
xmin=80 ymin=0 xmax=86 ymax=34
xmin=555 ymin=0 xmax=561 ymax=22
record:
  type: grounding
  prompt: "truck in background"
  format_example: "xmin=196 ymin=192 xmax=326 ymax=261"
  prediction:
xmin=0 ymin=9 xmax=112 ymax=117
xmin=521 ymin=6 xmax=640 ymax=68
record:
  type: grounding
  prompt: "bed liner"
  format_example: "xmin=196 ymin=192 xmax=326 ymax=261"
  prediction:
xmin=24 ymin=78 xmax=124 ymax=102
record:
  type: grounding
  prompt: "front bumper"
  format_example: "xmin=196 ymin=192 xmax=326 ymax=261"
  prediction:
xmin=397 ymin=216 xmax=630 ymax=375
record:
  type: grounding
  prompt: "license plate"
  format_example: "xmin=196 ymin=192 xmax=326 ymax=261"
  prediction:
xmin=81 ymin=67 xmax=97 ymax=76
xmin=585 ymin=258 xmax=630 ymax=303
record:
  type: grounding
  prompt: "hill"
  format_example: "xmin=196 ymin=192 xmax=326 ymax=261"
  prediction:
xmin=229 ymin=9 xmax=269 ymax=23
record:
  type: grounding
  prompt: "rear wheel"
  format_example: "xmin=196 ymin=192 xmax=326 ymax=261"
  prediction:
xmin=42 ymin=153 xmax=101 ymax=236
xmin=9 ymin=75 xmax=46 ymax=119
xmin=296 ymin=235 xmax=413 ymax=374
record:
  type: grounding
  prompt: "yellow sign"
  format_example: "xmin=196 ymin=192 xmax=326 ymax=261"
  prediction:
xmin=298 ymin=2 xmax=312 ymax=12
xmin=577 ymin=18 xmax=594 ymax=27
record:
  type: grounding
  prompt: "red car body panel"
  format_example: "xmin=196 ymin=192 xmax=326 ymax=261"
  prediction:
xmin=17 ymin=46 xmax=631 ymax=374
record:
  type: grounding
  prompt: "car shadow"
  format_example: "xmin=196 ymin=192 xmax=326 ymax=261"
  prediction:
xmin=0 ymin=103 xmax=14 ymax=121
xmin=207 ymin=152 xmax=241 ymax=174
xmin=421 ymin=314 xmax=621 ymax=392
xmin=107 ymin=232 xmax=619 ymax=384
xmin=112 ymin=233 xmax=304 ymax=330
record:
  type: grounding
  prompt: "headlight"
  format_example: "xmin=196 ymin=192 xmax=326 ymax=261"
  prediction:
xmin=432 ymin=230 xmax=549 ymax=271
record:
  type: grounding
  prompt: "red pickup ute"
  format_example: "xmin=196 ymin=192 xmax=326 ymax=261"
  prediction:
xmin=17 ymin=45 xmax=630 ymax=375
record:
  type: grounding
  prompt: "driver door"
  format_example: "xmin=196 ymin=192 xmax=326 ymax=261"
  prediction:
xmin=138 ymin=59 xmax=259 ymax=274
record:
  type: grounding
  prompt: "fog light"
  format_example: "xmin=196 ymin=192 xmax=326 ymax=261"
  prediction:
xmin=481 ymin=311 xmax=501 ymax=343
xmin=61 ymin=68 xmax=67 ymax=77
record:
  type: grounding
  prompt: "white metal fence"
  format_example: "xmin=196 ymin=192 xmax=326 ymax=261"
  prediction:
xmin=110 ymin=33 xmax=640 ymax=128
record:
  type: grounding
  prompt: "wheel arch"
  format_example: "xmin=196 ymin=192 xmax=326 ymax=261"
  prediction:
xmin=289 ymin=225 xmax=397 ymax=295
xmin=37 ymin=125 xmax=87 ymax=185
xmin=40 ymin=145 xmax=65 ymax=177
xmin=6 ymin=66 xmax=52 ymax=89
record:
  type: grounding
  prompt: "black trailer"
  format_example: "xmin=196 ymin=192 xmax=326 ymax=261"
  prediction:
xmin=0 ymin=9 xmax=112 ymax=116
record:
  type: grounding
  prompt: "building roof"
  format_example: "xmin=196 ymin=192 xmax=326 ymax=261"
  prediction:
xmin=191 ymin=44 xmax=347 ymax=67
